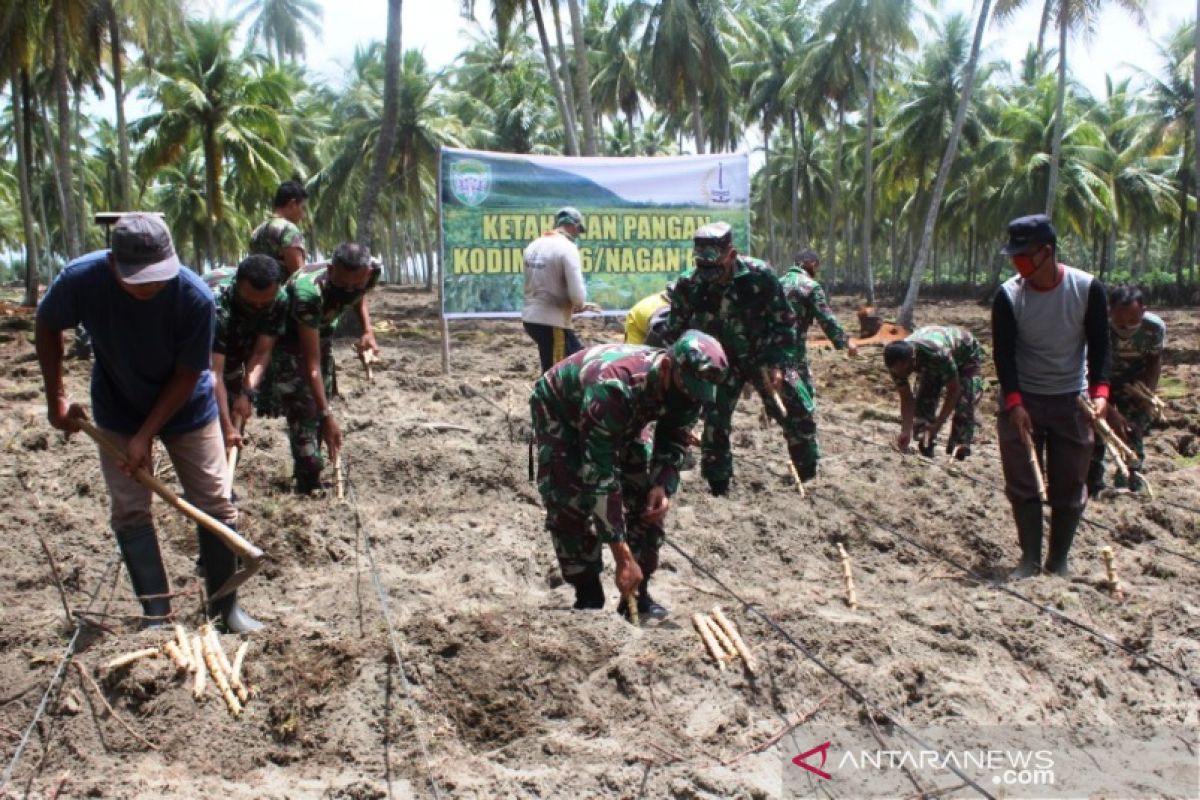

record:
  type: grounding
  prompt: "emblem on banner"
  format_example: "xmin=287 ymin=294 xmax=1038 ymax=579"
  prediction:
xmin=450 ymin=159 xmax=492 ymax=206
xmin=703 ymin=161 xmax=733 ymax=204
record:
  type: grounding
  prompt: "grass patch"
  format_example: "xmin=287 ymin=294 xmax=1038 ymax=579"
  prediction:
xmin=1157 ymin=375 xmax=1187 ymax=400
xmin=1173 ymin=453 xmax=1200 ymax=468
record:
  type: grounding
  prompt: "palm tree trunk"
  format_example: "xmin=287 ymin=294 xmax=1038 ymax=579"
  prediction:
xmin=1044 ymin=18 xmax=1067 ymax=216
xmin=824 ymin=105 xmax=845 ymax=284
xmin=531 ymin=0 xmax=578 ymax=156
xmin=898 ymin=0 xmax=992 ymax=331
xmin=202 ymin=127 xmax=220 ymax=269
xmin=763 ymin=122 xmax=776 ymax=265
xmin=1175 ymin=165 xmax=1188 ymax=288
xmin=862 ymin=51 xmax=877 ymax=304
xmin=565 ymin=0 xmax=597 ymax=156
xmin=549 ymin=0 xmax=579 ymax=137
xmin=108 ymin=5 xmax=131 ymax=209
xmin=625 ymin=106 xmax=638 ymax=156
xmin=51 ymin=8 xmax=81 ymax=258
xmin=690 ymin=83 xmax=705 ymax=155
xmin=357 ymin=0 xmax=402 ymax=249
xmin=1193 ymin=0 xmax=1200 ymax=282
xmin=73 ymin=86 xmax=87 ymax=251
xmin=1035 ymin=0 xmax=1052 ymax=61
xmin=789 ymin=112 xmax=799 ymax=255
xmin=12 ymin=66 xmax=40 ymax=307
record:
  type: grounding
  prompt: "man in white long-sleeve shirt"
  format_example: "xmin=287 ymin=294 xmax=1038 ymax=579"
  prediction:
xmin=522 ymin=207 xmax=588 ymax=372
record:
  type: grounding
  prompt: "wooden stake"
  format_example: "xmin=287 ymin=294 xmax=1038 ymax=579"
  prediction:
xmin=103 ymin=648 xmax=160 ymax=672
xmin=787 ymin=462 xmax=807 ymax=497
xmin=1100 ymin=546 xmax=1124 ymax=600
xmin=190 ymin=634 xmax=206 ymax=699
xmin=225 ymin=413 xmax=244 ymax=497
xmin=692 ymin=613 xmax=726 ymax=671
xmin=1020 ymin=428 xmax=1048 ymax=504
xmin=711 ymin=606 xmax=758 ymax=674
xmin=624 ymin=593 xmax=639 ymax=626
xmin=200 ymin=624 xmax=241 ymax=717
xmin=837 ymin=544 xmax=859 ymax=610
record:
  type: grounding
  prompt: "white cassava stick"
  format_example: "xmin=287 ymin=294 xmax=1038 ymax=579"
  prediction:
xmin=711 ymin=606 xmax=758 ymax=674
xmin=103 ymin=648 xmax=160 ymax=672
xmin=173 ymin=624 xmax=193 ymax=672
xmin=200 ymin=625 xmax=241 ymax=717
xmin=787 ymin=462 xmax=807 ymax=497
xmin=692 ymin=613 xmax=726 ymax=671
xmin=837 ymin=544 xmax=859 ymax=610
xmin=705 ymin=614 xmax=739 ymax=660
xmin=1020 ymin=428 xmax=1048 ymax=504
xmin=334 ymin=454 xmax=345 ymax=501
xmin=191 ymin=635 xmax=206 ymax=699
xmin=207 ymin=627 xmax=247 ymax=704
xmin=231 ymin=641 xmax=251 ymax=698
xmin=1101 ymin=546 xmax=1124 ymax=600
xmin=162 ymin=641 xmax=190 ymax=672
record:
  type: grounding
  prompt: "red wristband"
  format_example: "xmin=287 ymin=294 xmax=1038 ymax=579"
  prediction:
xmin=1089 ymin=384 xmax=1110 ymax=400
xmin=1004 ymin=391 xmax=1023 ymax=411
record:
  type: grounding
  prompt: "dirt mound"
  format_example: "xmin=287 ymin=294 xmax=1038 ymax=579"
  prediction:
xmin=2 ymin=289 xmax=1197 ymax=797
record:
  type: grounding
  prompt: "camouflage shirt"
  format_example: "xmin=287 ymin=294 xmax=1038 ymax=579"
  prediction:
xmin=1111 ymin=312 xmax=1166 ymax=387
xmin=204 ymin=268 xmax=288 ymax=375
xmin=278 ymin=262 xmax=382 ymax=354
xmin=248 ymin=217 xmax=306 ymax=269
xmin=531 ymin=344 xmax=700 ymax=542
xmin=895 ymin=325 xmax=983 ymax=387
xmin=662 ymin=256 xmax=798 ymax=378
xmin=779 ymin=267 xmax=850 ymax=350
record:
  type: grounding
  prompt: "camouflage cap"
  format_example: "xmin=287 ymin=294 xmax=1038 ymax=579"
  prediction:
xmin=693 ymin=221 xmax=733 ymax=265
xmin=555 ymin=206 xmax=587 ymax=232
xmin=670 ymin=330 xmax=728 ymax=405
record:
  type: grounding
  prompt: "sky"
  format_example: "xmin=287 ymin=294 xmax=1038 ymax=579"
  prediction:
xmin=220 ymin=0 xmax=1189 ymax=100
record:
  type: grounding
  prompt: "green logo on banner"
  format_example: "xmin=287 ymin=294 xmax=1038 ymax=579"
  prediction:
xmin=449 ymin=159 xmax=492 ymax=207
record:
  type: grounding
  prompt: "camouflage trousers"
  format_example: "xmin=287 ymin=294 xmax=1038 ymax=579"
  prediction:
xmin=1088 ymin=390 xmax=1151 ymax=490
xmin=257 ymin=346 xmax=335 ymax=491
xmin=704 ymin=367 xmax=817 ymax=484
xmin=531 ymin=400 xmax=661 ymax=583
xmin=913 ymin=369 xmax=984 ymax=451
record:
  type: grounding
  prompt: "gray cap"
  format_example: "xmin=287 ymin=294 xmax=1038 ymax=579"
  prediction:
xmin=555 ymin=206 xmax=586 ymax=232
xmin=111 ymin=213 xmax=180 ymax=284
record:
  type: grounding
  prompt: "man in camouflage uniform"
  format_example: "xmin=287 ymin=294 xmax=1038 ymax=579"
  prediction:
xmin=203 ymin=255 xmax=288 ymax=451
xmin=530 ymin=331 xmax=727 ymax=620
xmin=883 ymin=325 xmax=985 ymax=460
xmin=1088 ymin=286 xmax=1166 ymax=494
xmin=258 ymin=242 xmax=381 ymax=494
xmin=779 ymin=249 xmax=858 ymax=396
xmin=661 ymin=222 xmax=815 ymax=496
xmin=249 ymin=180 xmax=308 ymax=277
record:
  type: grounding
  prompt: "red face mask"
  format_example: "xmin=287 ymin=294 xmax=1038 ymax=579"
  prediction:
xmin=1012 ymin=254 xmax=1038 ymax=279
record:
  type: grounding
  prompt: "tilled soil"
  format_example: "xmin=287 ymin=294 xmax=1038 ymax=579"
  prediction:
xmin=1 ymin=289 xmax=1197 ymax=799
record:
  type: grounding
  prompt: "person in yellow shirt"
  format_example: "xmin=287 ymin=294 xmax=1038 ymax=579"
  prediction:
xmin=624 ymin=288 xmax=671 ymax=346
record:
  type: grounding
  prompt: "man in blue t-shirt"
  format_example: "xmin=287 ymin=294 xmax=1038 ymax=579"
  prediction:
xmin=35 ymin=213 xmax=262 ymax=633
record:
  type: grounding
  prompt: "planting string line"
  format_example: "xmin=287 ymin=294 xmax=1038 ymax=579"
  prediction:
xmin=803 ymin=481 xmax=1200 ymax=692
xmin=1 ymin=554 xmax=121 ymax=794
xmin=343 ymin=457 xmax=444 ymax=800
xmin=817 ymin=412 xmax=1200 ymax=567
xmin=662 ymin=537 xmax=999 ymax=800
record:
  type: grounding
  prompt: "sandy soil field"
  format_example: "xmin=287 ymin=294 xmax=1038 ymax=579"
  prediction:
xmin=1 ymin=287 xmax=1197 ymax=799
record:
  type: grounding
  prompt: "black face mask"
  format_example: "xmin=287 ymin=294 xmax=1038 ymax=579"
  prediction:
xmin=325 ymin=283 xmax=360 ymax=306
xmin=695 ymin=263 xmax=723 ymax=282
xmin=232 ymin=292 xmax=268 ymax=319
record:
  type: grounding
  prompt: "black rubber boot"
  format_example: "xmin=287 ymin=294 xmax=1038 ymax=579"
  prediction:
xmin=1045 ymin=506 xmax=1083 ymax=577
xmin=116 ymin=525 xmax=171 ymax=627
xmin=1009 ymin=500 xmax=1044 ymax=579
xmin=294 ymin=471 xmax=322 ymax=495
xmin=708 ymin=479 xmax=729 ymax=497
xmin=198 ymin=526 xmax=263 ymax=633
xmin=569 ymin=572 xmax=605 ymax=610
xmin=635 ymin=577 xmax=668 ymax=620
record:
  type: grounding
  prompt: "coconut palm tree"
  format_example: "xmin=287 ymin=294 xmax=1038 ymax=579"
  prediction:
xmin=564 ymin=0 xmax=598 ymax=154
xmin=641 ymin=0 xmax=731 ymax=155
xmin=356 ymin=0 xmax=401 ymax=250
xmin=135 ymin=18 xmax=292 ymax=268
xmin=591 ymin=1 xmax=645 ymax=155
xmin=1 ymin=0 xmax=42 ymax=303
xmin=993 ymin=0 xmax=1147 ymax=216
xmin=233 ymin=0 xmax=323 ymax=65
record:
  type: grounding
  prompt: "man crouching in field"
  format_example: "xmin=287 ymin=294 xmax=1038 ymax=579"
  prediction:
xmin=530 ymin=331 xmax=727 ymax=621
